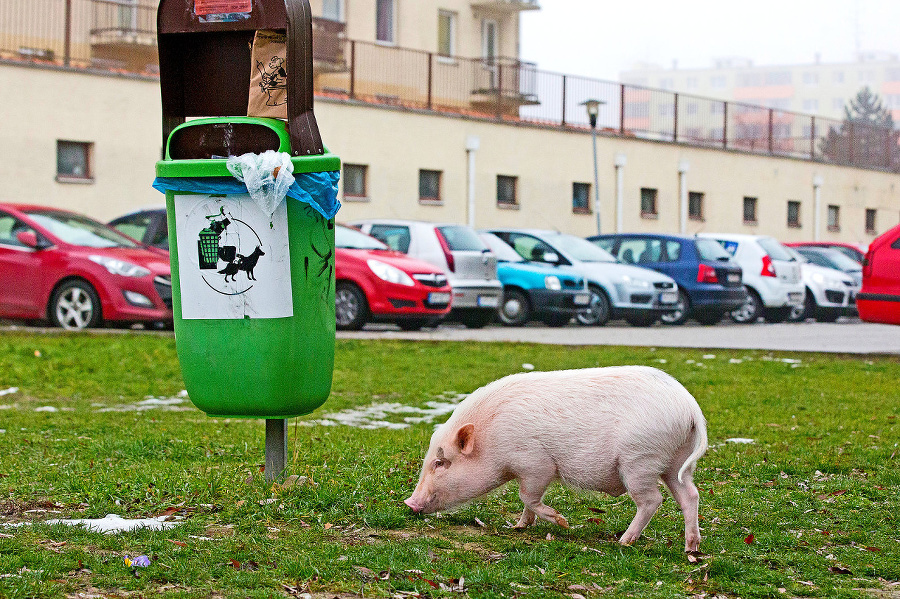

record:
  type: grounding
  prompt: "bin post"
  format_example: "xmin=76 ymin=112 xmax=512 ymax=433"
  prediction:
xmin=265 ymin=419 xmax=289 ymax=481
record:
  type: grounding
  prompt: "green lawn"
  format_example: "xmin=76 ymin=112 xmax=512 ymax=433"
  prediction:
xmin=0 ymin=331 xmax=897 ymax=598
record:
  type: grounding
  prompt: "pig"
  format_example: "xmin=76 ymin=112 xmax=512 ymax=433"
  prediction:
xmin=404 ymin=366 xmax=708 ymax=552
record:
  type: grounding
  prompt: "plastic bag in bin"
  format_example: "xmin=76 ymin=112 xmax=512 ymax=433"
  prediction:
xmin=226 ymin=150 xmax=295 ymax=215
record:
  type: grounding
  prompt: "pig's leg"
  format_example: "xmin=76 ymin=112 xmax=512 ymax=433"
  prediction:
xmin=618 ymin=471 xmax=663 ymax=546
xmin=515 ymin=475 xmax=569 ymax=529
xmin=662 ymin=472 xmax=701 ymax=552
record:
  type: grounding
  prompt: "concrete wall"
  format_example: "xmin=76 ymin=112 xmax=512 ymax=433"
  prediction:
xmin=3 ymin=61 xmax=898 ymax=244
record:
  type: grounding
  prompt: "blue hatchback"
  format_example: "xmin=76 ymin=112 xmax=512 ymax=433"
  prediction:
xmin=588 ymin=233 xmax=747 ymax=325
xmin=480 ymin=233 xmax=591 ymax=326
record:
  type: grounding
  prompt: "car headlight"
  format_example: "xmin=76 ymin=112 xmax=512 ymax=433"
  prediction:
xmin=544 ymin=276 xmax=562 ymax=290
xmin=367 ymin=259 xmax=415 ymax=286
xmin=621 ymin=275 xmax=651 ymax=288
xmin=89 ymin=255 xmax=151 ymax=278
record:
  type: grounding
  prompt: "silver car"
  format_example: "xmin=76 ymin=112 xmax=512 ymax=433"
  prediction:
xmin=351 ymin=219 xmax=503 ymax=328
xmin=785 ymin=247 xmax=858 ymax=322
xmin=486 ymin=228 xmax=679 ymax=326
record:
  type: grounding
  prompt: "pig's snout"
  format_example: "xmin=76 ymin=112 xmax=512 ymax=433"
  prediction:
xmin=404 ymin=497 xmax=423 ymax=513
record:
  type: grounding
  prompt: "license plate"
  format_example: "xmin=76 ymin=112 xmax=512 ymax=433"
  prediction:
xmin=427 ymin=292 xmax=451 ymax=306
xmin=477 ymin=295 xmax=500 ymax=308
xmin=660 ymin=291 xmax=678 ymax=304
xmin=573 ymin=293 xmax=591 ymax=306
xmin=727 ymin=273 xmax=740 ymax=283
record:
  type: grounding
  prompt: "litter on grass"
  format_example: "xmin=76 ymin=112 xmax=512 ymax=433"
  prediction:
xmin=302 ymin=393 xmax=466 ymax=429
xmin=3 ymin=514 xmax=182 ymax=534
xmin=0 ymin=387 xmax=17 ymax=396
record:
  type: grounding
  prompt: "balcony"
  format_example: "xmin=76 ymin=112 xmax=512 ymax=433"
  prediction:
xmin=89 ymin=0 xmax=157 ymax=72
xmin=470 ymin=0 xmax=540 ymax=12
xmin=312 ymin=17 xmax=348 ymax=74
xmin=470 ymin=58 xmax=540 ymax=115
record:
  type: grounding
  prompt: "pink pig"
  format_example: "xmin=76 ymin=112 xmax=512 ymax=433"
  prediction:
xmin=404 ymin=366 xmax=708 ymax=552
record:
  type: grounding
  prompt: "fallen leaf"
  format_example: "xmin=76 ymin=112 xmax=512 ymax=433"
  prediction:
xmin=235 ymin=500 xmax=246 ymax=508
xmin=588 ymin=507 xmax=605 ymax=514
xmin=829 ymin=565 xmax=854 ymax=575
xmin=474 ymin=517 xmax=485 ymax=527
xmin=865 ymin=546 xmax=882 ymax=552
xmin=354 ymin=566 xmax=375 ymax=578
xmin=166 ymin=540 xmax=187 ymax=548
xmin=744 ymin=533 xmax=755 ymax=544
xmin=587 ymin=517 xmax=603 ymax=525
xmin=323 ymin=522 xmax=333 ymax=530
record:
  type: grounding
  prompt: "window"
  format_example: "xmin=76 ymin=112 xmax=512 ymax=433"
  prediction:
xmin=827 ymin=204 xmax=840 ymax=232
xmin=802 ymin=99 xmax=819 ymax=112
xmin=572 ymin=182 xmax=591 ymax=213
xmin=743 ymin=197 xmax=758 ymax=224
xmin=765 ymin=71 xmax=791 ymax=85
xmin=866 ymin=208 xmax=877 ymax=234
xmin=0 ymin=214 xmax=38 ymax=248
xmin=438 ymin=11 xmax=456 ymax=57
xmin=322 ymin=0 xmax=342 ymax=20
xmin=658 ymin=78 xmax=674 ymax=90
xmin=419 ymin=169 xmax=442 ymax=203
xmin=802 ymin=72 xmax=819 ymax=85
xmin=376 ymin=0 xmax=395 ymax=43
xmin=56 ymin=140 xmax=93 ymax=182
xmin=343 ymin=163 xmax=368 ymax=199
xmin=368 ymin=224 xmax=410 ymax=253
xmin=787 ymin=200 xmax=801 ymax=228
xmin=640 ymin=187 xmax=658 ymax=218
xmin=688 ymin=191 xmax=704 ymax=221
xmin=710 ymin=75 xmax=727 ymax=89
xmin=496 ymin=175 xmax=518 ymax=207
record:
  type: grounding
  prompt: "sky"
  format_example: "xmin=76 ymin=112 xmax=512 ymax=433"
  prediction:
xmin=520 ymin=0 xmax=900 ymax=82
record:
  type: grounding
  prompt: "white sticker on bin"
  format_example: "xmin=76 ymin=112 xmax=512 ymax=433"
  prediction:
xmin=174 ymin=194 xmax=292 ymax=319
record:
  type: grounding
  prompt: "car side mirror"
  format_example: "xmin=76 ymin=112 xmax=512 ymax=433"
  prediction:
xmin=542 ymin=252 xmax=559 ymax=264
xmin=16 ymin=231 xmax=42 ymax=249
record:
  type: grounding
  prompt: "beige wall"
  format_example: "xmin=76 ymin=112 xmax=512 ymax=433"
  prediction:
xmin=3 ymin=61 xmax=898 ymax=244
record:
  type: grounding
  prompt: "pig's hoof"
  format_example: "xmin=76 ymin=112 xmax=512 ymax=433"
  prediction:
xmin=555 ymin=515 xmax=570 ymax=529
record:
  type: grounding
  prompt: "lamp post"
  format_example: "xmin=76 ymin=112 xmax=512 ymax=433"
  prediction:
xmin=581 ymin=99 xmax=605 ymax=234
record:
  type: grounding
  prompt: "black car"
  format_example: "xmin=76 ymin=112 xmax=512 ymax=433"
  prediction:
xmin=108 ymin=208 xmax=169 ymax=251
xmin=589 ymin=233 xmax=747 ymax=325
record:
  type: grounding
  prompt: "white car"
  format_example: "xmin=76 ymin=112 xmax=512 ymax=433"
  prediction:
xmin=785 ymin=247 xmax=858 ymax=322
xmin=698 ymin=233 xmax=804 ymax=323
xmin=351 ymin=219 xmax=503 ymax=328
xmin=486 ymin=228 xmax=679 ymax=326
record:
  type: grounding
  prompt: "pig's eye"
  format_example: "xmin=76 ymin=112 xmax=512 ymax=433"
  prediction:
xmin=433 ymin=458 xmax=449 ymax=470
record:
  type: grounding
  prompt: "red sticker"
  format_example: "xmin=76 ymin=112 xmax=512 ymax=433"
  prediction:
xmin=194 ymin=0 xmax=252 ymax=16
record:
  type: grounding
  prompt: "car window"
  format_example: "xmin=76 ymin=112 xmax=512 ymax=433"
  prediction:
xmin=368 ymin=225 xmax=411 ymax=253
xmin=823 ymin=250 xmax=862 ymax=270
xmin=336 ymin=225 xmax=389 ymax=250
xmin=112 ymin=213 xmax=153 ymax=244
xmin=435 ymin=225 xmax=486 ymax=251
xmin=479 ymin=233 xmax=524 ymax=262
xmin=148 ymin=225 xmax=169 ymax=250
xmin=25 ymin=210 xmax=139 ymax=248
xmin=757 ymin=237 xmax=794 ymax=261
xmin=665 ymin=240 xmax=682 ymax=261
xmin=715 ymin=239 xmax=739 ymax=256
xmin=546 ymin=233 xmax=617 ymax=262
xmin=0 ymin=214 xmax=36 ymax=248
xmin=592 ymin=237 xmax=615 ymax=252
xmin=504 ymin=233 xmax=557 ymax=262
xmin=798 ymin=250 xmax=830 ymax=268
xmin=695 ymin=238 xmax=731 ymax=261
xmin=622 ymin=239 xmax=665 ymax=263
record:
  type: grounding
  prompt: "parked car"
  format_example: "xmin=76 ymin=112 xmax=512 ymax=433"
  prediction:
xmin=0 ymin=203 xmax=172 ymax=330
xmin=589 ymin=233 xmax=746 ymax=325
xmin=351 ymin=219 xmax=502 ymax=328
xmin=791 ymin=246 xmax=863 ymax=288
xmin=485 ymin=228 xmax=679 ymax=326
xmin=698 ymin=233 xmax=804 ymax=323
xmin=334 ymin=224 xmax=451 ymax=331
xmin=784 ymin=241 xmax=866 ymax=264
xmin=783 ymin=246 xmax=856 ymax=322
xmin=857 ymin=222 xmax=900 ymax=325
xmin=479 ymin=232 xmax=590 ymax=326
xmin=108 ymin=207 xmax=169 ymax=250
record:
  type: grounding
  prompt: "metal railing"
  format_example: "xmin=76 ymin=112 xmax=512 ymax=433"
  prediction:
xmin=2 ymin=0 xmax=897 ymax=172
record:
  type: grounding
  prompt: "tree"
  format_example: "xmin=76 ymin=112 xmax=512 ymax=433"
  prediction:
xmin=821 ymin=86 xmax=900 ymax=170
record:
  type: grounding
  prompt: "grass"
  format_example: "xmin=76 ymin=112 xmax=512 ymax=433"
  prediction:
xmin=0 ymin=330 xmax=897 ymax=598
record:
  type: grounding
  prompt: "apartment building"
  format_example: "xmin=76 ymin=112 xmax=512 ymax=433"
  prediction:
xmin=1 ymin=0 xmax=898 ymax=247
xmin=621 ymin=53 xmax=900 ymax=122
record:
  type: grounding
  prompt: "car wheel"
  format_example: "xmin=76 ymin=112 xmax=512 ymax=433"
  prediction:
xmin=693 ymin=310 xmax=724 ymax=325
xmin=659 ymin=289 xmax=690 ymax=325
xmin=498 ymin=289 xmax=531 ymax=327
xmin=335 ymin=282 xmax=369 ymax=331
xmin=624 ymin=312 xmax=658 ymax=327
xmin=49 ymin=280 xmax=102 ymax=330
xmin=459 ymin=308 xmax=496 ymax=329
xmin=575 ymin=286 xmax=611 ymax=326
xmin=730 ymin=288 xmax=762 ymax=324
xmin=788 ymin=290 xmax=814 ymax=322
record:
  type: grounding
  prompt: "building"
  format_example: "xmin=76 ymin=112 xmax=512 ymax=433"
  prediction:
xmin=1 ymin=0 xmax=898 ymax=247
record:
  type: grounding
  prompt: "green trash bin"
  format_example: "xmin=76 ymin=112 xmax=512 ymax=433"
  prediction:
xmin=155 ymin=116 xmax=341 ymax=418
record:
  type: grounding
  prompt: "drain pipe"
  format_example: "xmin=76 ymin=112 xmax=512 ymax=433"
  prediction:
xmin=678 ymin=160 xmax=690 ymax=234
xmin=466 ymin=136 xmax=480 ymax=228
xmin=614 ymin=153 xmax=626 ymax=233
xmin=813 ymin=174 xmax=824 ymax=241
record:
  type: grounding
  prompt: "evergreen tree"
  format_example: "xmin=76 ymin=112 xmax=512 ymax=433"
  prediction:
xmin=821 ymin=87 xmax=900 ymax=170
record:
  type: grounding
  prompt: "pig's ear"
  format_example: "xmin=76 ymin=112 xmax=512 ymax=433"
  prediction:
xmin=456 ymin=423 xmax=476 ymax=456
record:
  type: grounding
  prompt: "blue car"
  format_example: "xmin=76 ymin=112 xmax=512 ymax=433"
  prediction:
xmin=588 ymin=233 xmax=746 ymax=325
xmin=480 ymin=233 xmax=591 ymax=326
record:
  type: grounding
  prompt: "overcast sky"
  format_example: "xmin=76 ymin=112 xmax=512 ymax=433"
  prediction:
xmin=520 ymin=0 xmax=900 ymax=81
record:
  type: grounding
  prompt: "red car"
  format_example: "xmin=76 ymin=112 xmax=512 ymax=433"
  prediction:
xmin=0 ymin=203 xmax=172 ymax=330
xmin=335 ymin=224 xmax=451 ymax=330
xmin=857 ymin=223 xmax=900 ymax=325
xmin=784 ymin=241 xmax=866 ymax=264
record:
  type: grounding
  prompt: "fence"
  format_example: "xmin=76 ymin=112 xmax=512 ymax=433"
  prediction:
xmin=2 ymin=0 xmax=897 ymax=172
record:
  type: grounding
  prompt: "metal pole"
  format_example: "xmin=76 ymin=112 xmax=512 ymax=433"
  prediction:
xmin=591 ymin=127 xmax=601 ymax=235
xmin=63 ymin=0 xmax=72 ymax=67
xmin=265 ymin=418 xmax=288 ymax=482
xmin=614 ymin=153 xmax=626 ymax=233
xmin=466 ymin=136 xmax=479 ymax=228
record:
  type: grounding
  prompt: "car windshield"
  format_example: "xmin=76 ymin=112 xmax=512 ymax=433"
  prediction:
xmin=696 ymin=238 xmax=733 ymax=261
xmin=548 ymin=233 xmax=617 ymax=262
xmin=436 ymin=225 xmax=487 ymax=251
xmin=479 ymin=233 xmax=524 ymax=262
xmin=26 ymin=210 xmax=140 ymax=248
xmin=336 ymin=225 xmax=389 ymax=250
xmin=757 ymin=237 xmax=795 ymax=261
xmin=817 ymin=249 xmax=861 ymax=271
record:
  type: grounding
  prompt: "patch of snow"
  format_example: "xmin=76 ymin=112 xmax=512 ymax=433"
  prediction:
xmin=95 ymin=395 xmax=190 ymax=413
xmin=3 ymin=513 xmax=181 ymax=534
xmin=34 ymin=406 xmax=58 ymax=412
xmin=302 ymin=395 xmax=466 ymax=430
xmin=726 ymin=438 xmax=755 ymax=444
xmin=0 ymin=387 xmax=18 ymax=396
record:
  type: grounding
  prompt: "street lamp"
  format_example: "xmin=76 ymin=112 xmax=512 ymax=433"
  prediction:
xmin=581 ymin=99 xmax=605 ymax=234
